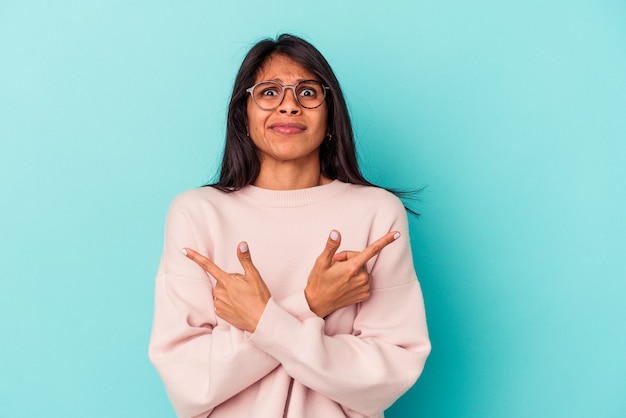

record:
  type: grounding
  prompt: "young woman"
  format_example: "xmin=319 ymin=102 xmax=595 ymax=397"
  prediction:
xmin=149 ymin=34 xmax=430 ymax=418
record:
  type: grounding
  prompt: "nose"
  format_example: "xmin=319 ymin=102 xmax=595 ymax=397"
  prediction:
xmin=278 ymin=86 xmax=301 ymax=115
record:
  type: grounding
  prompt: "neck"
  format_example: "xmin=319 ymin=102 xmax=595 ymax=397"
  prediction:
xmin=253 ymin=160 xmax=331 ymax=190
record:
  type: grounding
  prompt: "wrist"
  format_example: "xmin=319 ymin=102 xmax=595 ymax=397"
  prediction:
xmin=248 ymin=298 xmax=269 ymax=333
xmin=304 ymin=288 xmax=327 ymax=318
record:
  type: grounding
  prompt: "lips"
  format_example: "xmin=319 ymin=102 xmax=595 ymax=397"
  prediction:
xmin=269 ymin=122 xmax=307 ymax=135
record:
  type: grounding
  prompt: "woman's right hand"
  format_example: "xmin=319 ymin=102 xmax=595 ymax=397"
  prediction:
xmin=304 ymin=230 xmax=400 ymax=318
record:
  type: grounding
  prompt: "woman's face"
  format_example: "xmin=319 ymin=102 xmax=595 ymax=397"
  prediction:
xmin=246 ymin=54 xmax=328 ymax=171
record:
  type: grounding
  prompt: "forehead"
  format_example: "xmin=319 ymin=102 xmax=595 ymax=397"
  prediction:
xmin=255 ymin=54 xmax=316 ymax=83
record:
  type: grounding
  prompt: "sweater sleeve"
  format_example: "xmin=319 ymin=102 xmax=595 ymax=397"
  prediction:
xmin=246 ymin=200 xmax=431 ymax=417
xmin=148 ymin=195 xmax=280 ymax=418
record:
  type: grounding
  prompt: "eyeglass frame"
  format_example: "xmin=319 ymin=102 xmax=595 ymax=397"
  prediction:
xmin=246 ymin=80 xmax=330 ymax=110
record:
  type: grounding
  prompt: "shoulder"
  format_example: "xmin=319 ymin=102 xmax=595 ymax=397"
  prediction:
xmin=339 ymin=182 xmax=406 ymax=214
xmin=166 ymin=186 xmax=232 ymax=217
xmin=170 ymin=186 xmax=222 ymax=206
xmin=162 ymin=187 xmax=237 ymax=234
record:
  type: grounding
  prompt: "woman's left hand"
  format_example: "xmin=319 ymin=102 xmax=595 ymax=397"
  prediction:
xmin=183 ymin=242 xmax=271 ymax=333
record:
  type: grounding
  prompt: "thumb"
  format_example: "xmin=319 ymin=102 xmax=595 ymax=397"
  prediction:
xmin=332 ymin=250 xmax=359 ymax=263
xmin=236 ymin=241 xmax=259 ymax=276
xmin=318 ymin=230 xmax=341 ymax=265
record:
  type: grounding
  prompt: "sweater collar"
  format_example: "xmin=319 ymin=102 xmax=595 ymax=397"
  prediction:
xmin=235 ymin=180 xmax=349 ymax=207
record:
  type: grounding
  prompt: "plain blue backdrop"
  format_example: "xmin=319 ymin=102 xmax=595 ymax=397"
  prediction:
xmin=1 ymin=1 xmax=625 ymax=417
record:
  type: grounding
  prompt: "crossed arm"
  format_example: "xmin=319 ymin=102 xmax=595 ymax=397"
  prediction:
xmin=150 ymin=220 xmax=428 ymax=417
xmin=182 ymin=229 xmax=401 ymax=332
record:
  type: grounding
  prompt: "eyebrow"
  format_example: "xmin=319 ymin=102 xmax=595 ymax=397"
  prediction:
xmin=265 ymin=77 xmax=315 ymax=84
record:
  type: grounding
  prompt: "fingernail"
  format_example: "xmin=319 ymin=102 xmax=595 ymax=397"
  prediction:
xmin=239 ymin=242 xmax=249 ymax=253
xmin=330 ymin=230 xmax=339 ymax=241
xmin=393 ymin=232 xmax=401 ymax=240
xmin=181 ymin=248 xmax=188 ymax=256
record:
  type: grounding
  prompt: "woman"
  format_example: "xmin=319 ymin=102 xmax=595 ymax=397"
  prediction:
xmin=149 ymin=34 xmax=430 ymax=418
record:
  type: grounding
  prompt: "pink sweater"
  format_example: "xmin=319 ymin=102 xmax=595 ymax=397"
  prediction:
xmin=149 ymin=180 xmax=430 ymax=418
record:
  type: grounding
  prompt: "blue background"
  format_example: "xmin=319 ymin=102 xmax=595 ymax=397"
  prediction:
xmin=1 ymin=1 xmax=625 ymax=417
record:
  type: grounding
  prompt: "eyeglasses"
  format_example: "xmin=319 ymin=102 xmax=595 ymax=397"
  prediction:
xmin=246 ymin=80 xmax=329 ymax=110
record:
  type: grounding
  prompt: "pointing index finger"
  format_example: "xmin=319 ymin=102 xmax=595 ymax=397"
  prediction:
xmin=183 ymin=247 xmax=228 ymax=281
xmin=352 ymin=231 xmax=401 ymax=266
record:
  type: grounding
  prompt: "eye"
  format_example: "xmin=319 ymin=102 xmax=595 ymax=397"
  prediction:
xmin=260 ymin=86 xmax=280 ymax=97
xmin=299 ymin=88 xmax=317 ymax=97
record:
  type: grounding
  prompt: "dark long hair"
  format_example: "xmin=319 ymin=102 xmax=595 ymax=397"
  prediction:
xmin=208 ymin=34 xmax=419 ymax=215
